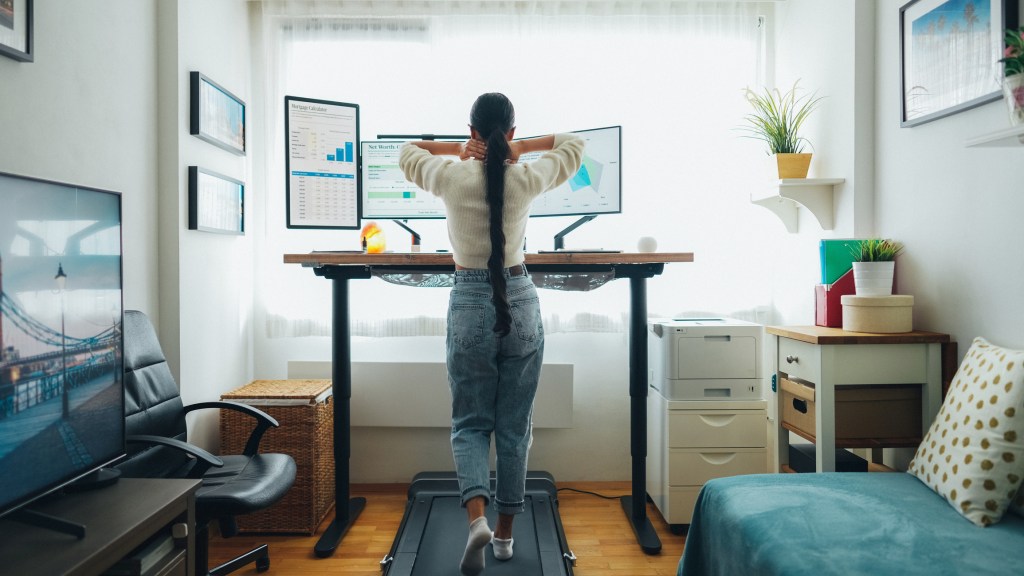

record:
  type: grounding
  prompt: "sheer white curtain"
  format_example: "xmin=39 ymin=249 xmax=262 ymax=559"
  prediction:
xmin=252 ymin=1 xmax=781 ymax=339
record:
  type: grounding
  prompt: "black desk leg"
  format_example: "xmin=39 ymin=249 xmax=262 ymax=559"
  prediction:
xmin=619 ymin=274 xmax=662 ymax=555
xmin=314 ymin=276 xmax=367 ymax=558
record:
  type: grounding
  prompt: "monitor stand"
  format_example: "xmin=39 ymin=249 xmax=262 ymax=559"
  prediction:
xmin=393 ymin=220 xmax=422 ymax=252
xmin=553 ymin=215 xmax=597 ymax=250
xmin=64 ymin=467 xmax=122 ymax=493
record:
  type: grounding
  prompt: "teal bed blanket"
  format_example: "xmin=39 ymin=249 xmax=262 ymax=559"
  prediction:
xmin=678 ymin=472 xmax=1024 ymax=576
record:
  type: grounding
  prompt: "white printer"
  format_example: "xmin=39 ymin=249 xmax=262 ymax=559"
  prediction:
xmin=647 ymin=318 xmax=764 ymax=400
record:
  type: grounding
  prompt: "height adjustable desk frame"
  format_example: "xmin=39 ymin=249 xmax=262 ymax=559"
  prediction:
xmin=284 ymin=252 xmax=694 ymax=557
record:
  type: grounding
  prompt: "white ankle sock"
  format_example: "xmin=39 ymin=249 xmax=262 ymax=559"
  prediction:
xmin=460 ymin=516 xmax=492 ymax=576
xmin=492 ymin=536 xmax=514 ymax=560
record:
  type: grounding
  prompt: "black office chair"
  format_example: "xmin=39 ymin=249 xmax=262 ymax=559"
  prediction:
xmin=116 ymin=310 xmax=297 ymax=575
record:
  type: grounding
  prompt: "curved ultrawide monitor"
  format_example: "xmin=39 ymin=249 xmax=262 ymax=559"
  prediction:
xmin=0 ymin=171 xmax=125 ymax=520
xmin=359 ymin=125 xmax=621 ymax=220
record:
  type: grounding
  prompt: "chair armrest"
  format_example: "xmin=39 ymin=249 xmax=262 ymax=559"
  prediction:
xmin=127 ymin=434 xmax=224 ymax=478
xmin=183 ymin=400 xmax=280 ymax=457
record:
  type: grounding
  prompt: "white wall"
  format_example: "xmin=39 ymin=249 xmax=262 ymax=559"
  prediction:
xmin=0 ymin=0 xmax=160 ymax=314
xmin=159 ymin=0 xmax=254 ymax=449
xmin=0 ymin=0 xmax=254 ymax=454
xmin=769 ymin=0 xmax=876 ymax=325
xmin=874 ymin=0 xmax=1024 ymax=352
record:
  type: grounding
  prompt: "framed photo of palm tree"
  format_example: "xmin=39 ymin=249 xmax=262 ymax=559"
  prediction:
xmin=900 ymin=0 xmax=1020 ymax=127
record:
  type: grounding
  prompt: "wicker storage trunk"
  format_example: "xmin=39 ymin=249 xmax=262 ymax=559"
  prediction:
xmin=220 ymin=379 xmax=334 ymax=534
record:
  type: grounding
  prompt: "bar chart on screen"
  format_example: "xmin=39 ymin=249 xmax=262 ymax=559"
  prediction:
xmin=286 ymin=96 xmax=361 ymax=229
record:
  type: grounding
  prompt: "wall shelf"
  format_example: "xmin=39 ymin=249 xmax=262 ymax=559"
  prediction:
xmin=964 ymin=124 xmax=1024 ymax=147
xmin=751 ymin=178 xmax=845 ymax=233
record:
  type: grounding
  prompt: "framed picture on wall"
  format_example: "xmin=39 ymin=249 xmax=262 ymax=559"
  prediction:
xmin=188 ymin=166 xmax=245 ymax=235
xmin=0 ymin=0 xmax=32 ymax=62
xmin=190 ymin=71 xmax=246 ymax=155
xmin=900 ymin=0 xmax=1021 ymax=127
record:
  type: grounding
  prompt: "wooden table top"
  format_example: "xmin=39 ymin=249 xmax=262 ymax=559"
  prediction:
xmin=767 ymin=325 xmax=950 ymax=345
xmin=284 ymin=251 xmax=695 ymax=267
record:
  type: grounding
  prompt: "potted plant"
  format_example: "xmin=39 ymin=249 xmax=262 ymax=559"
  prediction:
xmin=739 ymin=81 xmax=823 ymax=178
xmin=849 ymin=238 xmax=903 ymax=296
xmin=998 ymin=24 xmax=1024 ymax=125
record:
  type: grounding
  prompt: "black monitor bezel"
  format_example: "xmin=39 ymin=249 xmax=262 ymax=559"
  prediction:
xmin=284 ymin=95 xmax=362 ymax=230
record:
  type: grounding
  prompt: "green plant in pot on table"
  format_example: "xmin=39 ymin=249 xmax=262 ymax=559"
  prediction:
xmin=850 ymin=238 xmax=904 ymax=297
xmin=739 ymin=81 xmax=823 ymax=179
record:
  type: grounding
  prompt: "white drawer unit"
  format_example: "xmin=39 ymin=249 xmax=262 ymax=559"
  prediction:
xmin=647 ymin=396 xmax=767 ymax=529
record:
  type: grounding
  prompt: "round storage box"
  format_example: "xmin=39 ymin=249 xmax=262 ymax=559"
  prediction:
xmin=840 ymin=294 xmax=914 ymax=333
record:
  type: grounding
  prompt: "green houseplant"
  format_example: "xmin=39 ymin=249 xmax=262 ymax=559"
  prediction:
xmin=851 ymin=238 xmax=903 ymax=262
xmin=849 ymin=239 xmax=903 ymax=296
xmin=998 ymin=25 xmax=1024 ymax=125
xmin=739 ymin=81 xmax=823 ymax=178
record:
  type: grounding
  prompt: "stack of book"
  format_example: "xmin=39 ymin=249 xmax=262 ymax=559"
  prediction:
xmin=102 ymin=529 xmax=182 ymax=576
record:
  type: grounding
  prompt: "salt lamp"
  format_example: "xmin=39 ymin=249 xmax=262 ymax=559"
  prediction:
xmin=361 ymin=221 xmax=386 ymax=253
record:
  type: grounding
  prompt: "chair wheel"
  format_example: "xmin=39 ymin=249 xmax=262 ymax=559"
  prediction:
xmin=256 ymin=557 xmax=270 ymax=572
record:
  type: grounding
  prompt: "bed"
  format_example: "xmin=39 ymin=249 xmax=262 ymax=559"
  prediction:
xmin=677 ymin=472 xmax=1024 ymax=576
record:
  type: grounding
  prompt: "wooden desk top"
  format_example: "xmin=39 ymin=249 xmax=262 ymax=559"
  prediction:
xmin=284 ymin=251 xmax=694 ymax=267
xmin=767 ymin=325 xmax=950 ymax=345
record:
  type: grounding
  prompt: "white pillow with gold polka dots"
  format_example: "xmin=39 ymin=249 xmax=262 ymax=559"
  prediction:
xmin=909 ymin=337 xmax=1024 ymax=526
xmin=1011 ymin=486 xmax=1024 ymax=517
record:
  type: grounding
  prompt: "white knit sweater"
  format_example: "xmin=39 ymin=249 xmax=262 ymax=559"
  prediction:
xmin=399 ymin=134 xmax=584 ymax=269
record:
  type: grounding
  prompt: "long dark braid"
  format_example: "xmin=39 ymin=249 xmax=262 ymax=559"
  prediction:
xmin=470 ymin=93 xmax=515 ymax=336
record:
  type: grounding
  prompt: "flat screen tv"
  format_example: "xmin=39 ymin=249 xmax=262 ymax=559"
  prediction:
xmin=0 ymin=171 xmax=124 ymax=522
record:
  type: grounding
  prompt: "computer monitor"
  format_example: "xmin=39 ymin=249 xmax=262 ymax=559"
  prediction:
xmin=360 ymin=126 xmax=621 ymax=219
xmin=285 ymin=95 xmax=361 ymax=229
xmin=522 ymin=125 xmax=621 ymax=219
xmin=359 ymin=126 xmax=621 ymax=249
xmin=360 ymin=140 xmax=448 ymax=220
xmin=0 ymin=171 xmax=125 ymax=530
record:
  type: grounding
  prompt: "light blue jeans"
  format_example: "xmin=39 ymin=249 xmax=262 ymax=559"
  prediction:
xmin=447 ymin=266 xmax=543 ymax=515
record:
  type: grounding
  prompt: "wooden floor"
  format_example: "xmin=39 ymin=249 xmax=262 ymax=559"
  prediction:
xmin=208 ymin=482 xmax=686 ymax=575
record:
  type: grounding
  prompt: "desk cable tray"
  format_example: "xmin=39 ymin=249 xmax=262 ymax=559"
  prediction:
xmin=375 ymin=271 xmax=615 ymax=292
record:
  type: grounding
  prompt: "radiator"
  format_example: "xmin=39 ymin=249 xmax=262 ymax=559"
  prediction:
xmin=287 ymin=361 xmax=573 ymax=428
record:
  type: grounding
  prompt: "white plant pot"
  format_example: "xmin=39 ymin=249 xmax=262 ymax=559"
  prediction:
xmin=1004 ymin=74 xmax=1024 ymax=126
xmin=852 ymin=261 xmax=895 ymax=296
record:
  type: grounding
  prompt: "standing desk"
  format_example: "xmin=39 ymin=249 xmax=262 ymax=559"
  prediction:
xmin=283 ymin=251 xmax=694 ymax=557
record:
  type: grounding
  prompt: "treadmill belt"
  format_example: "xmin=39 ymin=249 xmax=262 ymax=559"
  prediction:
xmin=415 ymin=495 xmax=542 ymax=575
xmin=384 ymin=473 xmax=573 ymax=576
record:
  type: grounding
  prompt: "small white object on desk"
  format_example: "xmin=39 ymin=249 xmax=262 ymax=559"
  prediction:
xmin=637 ymin=236 xmax=658 ymax=252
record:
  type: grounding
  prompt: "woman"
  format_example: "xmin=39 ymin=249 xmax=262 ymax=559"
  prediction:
xmin=399 ymin=92 xmax=584 ymax=575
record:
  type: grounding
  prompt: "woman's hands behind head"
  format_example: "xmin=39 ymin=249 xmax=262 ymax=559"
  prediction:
xmin=460 ymin=138 xmax=487 ymax=161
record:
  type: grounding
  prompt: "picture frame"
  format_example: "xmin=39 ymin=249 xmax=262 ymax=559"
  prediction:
xmin=0 ymin=0 xmax=32 ymax=62
xmin=900 ymin=0 xmax=1020 ymax=127
xmin=190 ymin=71 xmax=246 ymax=155
xmin=188 ymin=166 xmax=244 ymax=235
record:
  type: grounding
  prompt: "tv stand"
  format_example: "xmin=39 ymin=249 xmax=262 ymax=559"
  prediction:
xmin=9 ymin=508 xmax=86 ymax=539
xmin=553 ymin=215 xmax=597 ymax=250
xmin=0 ymin=478 xmax=199 ymax=576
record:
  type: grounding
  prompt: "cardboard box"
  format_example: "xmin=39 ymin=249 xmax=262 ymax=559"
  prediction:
xmin=780 ymin=377 xmax=922 ymax=442
xmin=841 ymin=294 xmax=914 ymax=333
xmin=788 ymin=442 xmax=867 ymax=473
xmin=815 ymin=269 xmax=855 ymax=327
